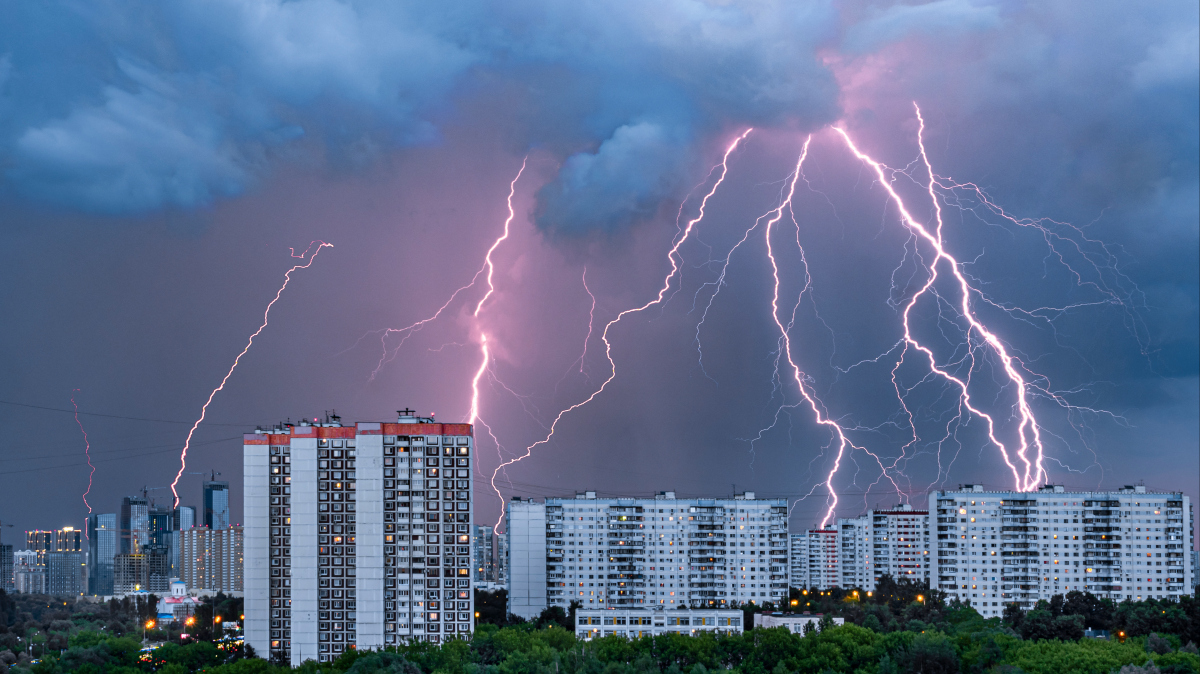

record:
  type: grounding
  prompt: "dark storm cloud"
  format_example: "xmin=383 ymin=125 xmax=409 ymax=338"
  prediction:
xmin=0 ymin=0 xmax=1195 ymax=537
xmin=0 ymin=0 xmax=839 ymax=224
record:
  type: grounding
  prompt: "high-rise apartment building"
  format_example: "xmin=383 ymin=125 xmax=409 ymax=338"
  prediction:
xmin=243 ymin=412 xmax=475 ymax=665
xmin=205 ymin=480 xmax=231 ymax=530
xmin=506 ymin=491 xmax=788 ymax=619
xmin=14 ymin=556 xmax=44 ymax=594
xmin=120 ymin=496 xmax=150 ymax=554
xmin=26 ymin=527 xmax=84 ymax=568
xmin=46 ymin=551 xmax=86 ymax=596
xmin=113 ymin=548 xmax=170 ymax=595
xmin=869 ymin=504 xmax=931 ymax=586
xmin=931 ymin=484 xmax=1195 ymax=617
xmin=88 ymin=514 xmax=118 ymax=596
xmin=496 ymin=534 xmax=509 ymax=587
xmin=803 ymin=529 xmax=839 ymax=590
xmin=179 ymin=525 xmax=244 ymax=593
xmin=472 ymin=526 xmax=494 ymax=583
xmin=837 ymin=517 xmax=871 ymax=589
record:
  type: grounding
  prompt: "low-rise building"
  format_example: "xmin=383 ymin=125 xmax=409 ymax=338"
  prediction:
xmin=755 ymin=612 xmax=845 ymax=634
xmin=575 ymin=609 xmax=744 ymax=640
xmin=157 ymin=579 xmax=204 ymax=622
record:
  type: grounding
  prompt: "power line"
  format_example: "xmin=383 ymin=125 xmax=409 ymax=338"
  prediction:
xmin=0 ymin=398 xmax=253 ymax=426
xmin=0 ymin=435 xmax=243 ymax=475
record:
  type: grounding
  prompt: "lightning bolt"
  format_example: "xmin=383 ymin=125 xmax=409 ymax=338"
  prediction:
xmin=170 ymin=240 xmax=333 ymax=507
xmin=578 ymin=268 xmax=596 ymax=376
xmin=364 ymin=158 xmax=527 ymax=380
xmin=71 ymin=390 xmax=95 ymax=541
xmin=834 ymin=105 xmax=1049 ymax=491
xmin=490 ymin=129 xmax=752 ymax=529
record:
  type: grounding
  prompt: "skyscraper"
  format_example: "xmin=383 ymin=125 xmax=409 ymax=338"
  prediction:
xmin=87 ymin=513 xmax=118 ymax=596
xmin=204 ymin=479 xmax=231 ymax=530
xmin=120 ymin=496 xmax=150 ymax=554
xmin=0 ymin=543 xmax=11 ymax=593
xmin=243 ymin=411 xmax=475 ymax=665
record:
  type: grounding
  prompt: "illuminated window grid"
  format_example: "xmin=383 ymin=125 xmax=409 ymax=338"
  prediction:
xmin=382 ymin=435 xmax=474 ymax=647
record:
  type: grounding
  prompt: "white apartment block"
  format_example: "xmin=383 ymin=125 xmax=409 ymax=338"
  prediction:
xmin=794 ymin=529 xmax=839 ymax=590
xmin=179 ymin=525 xmax=244 ymax=594
xmin=931 ymin=484 xmax=1195 ymax=619
xmin=870 ymin=504 xmax=931 ymax=586
xmin=838 ymin=517 xmax=870 ymax=589
xmin=244 ymin=412 xmax=474 ymax=666
xmin=575 ymin=608 xmax=743 ymax=640
xmin=507 ymin=491 xmax=788 ymax=619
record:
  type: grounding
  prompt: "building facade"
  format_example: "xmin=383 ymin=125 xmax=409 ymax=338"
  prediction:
xmin=506 ymin=491 xmax=788 ymax=619
xmin=113 ymin=549 xmax=171 ymax=595
xmin=46 ymin=551 xmax=86 ymax=596
xmin=472 ymin=526 xmax=495 ymax=583
xmin=870 ymin=504 xmax=931 ymax=586
xmin=0 ymin=544 xmax=11 ymax=593
xmin=180 ymin=525 xmax=244 ymax=594
xmin=931 ymin=484 xmax=1195 ymax=618
xmin=243 ymin=412 xmax=475 ymax=666
xmin=88 ymin=513 xmax=118 ymax=596
xmin=120 ymin=496 xmax=150 ymax=554
xmin=14 ymin=557 xmax=44 ymax=594
xmin=837 ymin=517 xmax=871 ymax=590
xmin=575 ymin=608 xmax=743 ymax=640
xmin=27 ymin=527 xmax=83 ymax=568
xmin=205 ymin=480 xmax=231 ymax=530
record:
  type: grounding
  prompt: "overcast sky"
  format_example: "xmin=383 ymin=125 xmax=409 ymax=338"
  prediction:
xmin=0 ymin=0 xmax=1195 ymax=540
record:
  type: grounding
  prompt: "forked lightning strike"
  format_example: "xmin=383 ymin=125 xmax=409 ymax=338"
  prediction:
xmin=834 ymin=106 xmax=1049 ymax=491
xmin=170 ymin=241 xmax=333 ymax=507
xmin=489 ymin=129 xmax=753 ymax=529
xmin=366 ymin=159 xmax=527 ymax=380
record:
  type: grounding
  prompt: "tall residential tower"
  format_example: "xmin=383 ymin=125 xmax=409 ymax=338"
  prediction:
xmin=243 ymin=411 xmax=474 ymax=665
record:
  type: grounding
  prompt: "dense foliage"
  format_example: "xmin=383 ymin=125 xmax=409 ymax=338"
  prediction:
xmin=2 ymin=587 xmax=1198 ymax=674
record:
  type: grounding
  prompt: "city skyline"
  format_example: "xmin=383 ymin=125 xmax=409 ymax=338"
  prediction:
xmin=0 ymin=1 xmax=1196 ymax=549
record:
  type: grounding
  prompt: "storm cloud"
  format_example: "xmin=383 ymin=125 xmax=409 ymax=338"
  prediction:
xmin=0 ymin=0 xmax=1195 ymax=536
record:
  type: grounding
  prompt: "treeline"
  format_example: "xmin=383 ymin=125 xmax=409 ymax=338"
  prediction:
xmin=3 ymin=618 xmax=1199 ymax=674
xmin=0 ymin=590 xmax=243 ymax=668
xmin=4 ymin=585 xmax=1200 ymax=674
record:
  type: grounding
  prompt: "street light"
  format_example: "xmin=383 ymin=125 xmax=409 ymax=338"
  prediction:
xmin=144 ymin=620 xmax=155 ymax=643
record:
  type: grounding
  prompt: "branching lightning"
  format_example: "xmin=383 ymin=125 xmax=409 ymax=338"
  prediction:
xmin=833 ymin=106 xmax=1051 ymax=492
xmin=489 ymin=129 xmax=753 ymax=529
xmin=366 ymin=158 xmax=527 ymax=381
xmin=170 ymin=240 xmax=333 ymax=507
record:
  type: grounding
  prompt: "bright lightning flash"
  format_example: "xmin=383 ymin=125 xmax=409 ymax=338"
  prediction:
xmin=170 ymin=241 xmax=333 ymax=507
xmin=834 ymin=106 xmax=1049 ymax=492
xmin=71 ymin=390 xmax=95 ymax=537
xmin=489 ymin=129 xmax=753 ymax=529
